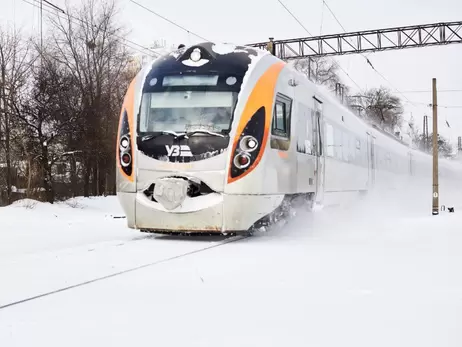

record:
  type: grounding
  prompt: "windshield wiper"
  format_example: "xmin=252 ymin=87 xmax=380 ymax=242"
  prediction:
xmin=141 ymin=131 xmax=186 ymax=142
xmin=176 ymin=130 xmax=225 ymax=139
xmin=141 ymin=130 xmax=226 ymax=142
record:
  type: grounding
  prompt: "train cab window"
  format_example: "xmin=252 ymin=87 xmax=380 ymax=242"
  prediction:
xmin=270 ymin=93 xmax=292 ymax=151
xmin=274 ymin=103 xmax=285 ymax=131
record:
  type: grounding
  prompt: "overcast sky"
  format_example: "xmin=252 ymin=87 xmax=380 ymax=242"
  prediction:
xmin=2 ymin=0 xmax=462 ymax=145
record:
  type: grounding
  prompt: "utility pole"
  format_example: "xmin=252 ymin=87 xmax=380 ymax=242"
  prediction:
xmin=40 ymin=0 xmax=43 ymax=51
xmin=266 ymin=37 xmax=275 ymax=56
xmin=432 ymin=78 xmax=439 ymax=216
xmin=423 ymin=115 xmax=429 ymax=151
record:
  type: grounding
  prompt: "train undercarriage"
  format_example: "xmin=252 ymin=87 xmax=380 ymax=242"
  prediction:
xmin=135 ymin=191 xmax=316 ymax=237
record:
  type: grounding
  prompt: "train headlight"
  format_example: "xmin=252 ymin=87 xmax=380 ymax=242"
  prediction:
xmin=117 ymin=108 xmax=133 ymax=179
xmin=240 ymin=135 xmax=258 ymax=152
xmin=121 ymin=153 xmax=131 ymax=167
xmin=120 ymin=136 xmax=130 ymax=149
xmin=228 ymin=106 xmax=265 ymax=183
xmin=233 ymin=152 xmax=251 ymax=169
xmin=190 ymin=48 xmax=201 ymax=62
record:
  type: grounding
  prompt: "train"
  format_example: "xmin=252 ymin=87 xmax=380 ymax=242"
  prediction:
xmin=116 ymin=41 xmax=462 ymax=234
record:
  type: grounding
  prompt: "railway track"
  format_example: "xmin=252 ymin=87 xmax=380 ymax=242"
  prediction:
xmin=0 ymin=202 xmax=311 ymax=311
xmin=0 ymin=234 xmax=249 ymax=311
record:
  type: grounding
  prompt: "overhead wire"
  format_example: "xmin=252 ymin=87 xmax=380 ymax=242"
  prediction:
xmin=277 ymin=0 xmax=459 ymax=133
xmin=128 ymin=0 xmax=209 ymax=42
xmin=63 ymin=10 xmax=162 ymax=57
xmin=31 ymin=0 xmax=60 ymax=13
xmin=321 ymin=0 xmax=417 ymax=105
xmin=276 ymin=0 xmax=362 ymax=91
xmin=277 ymin=0 xmax=313 ymax=36
xmin=320 ymin=0 xmax=462 ymax=113
xmin=399 ymin=89 xmax=462 ymax=94
xmin=321 ymin=0 xmax=462 ymax=135
xmin=22 ymin=0 xmax=462 ymax=113
xmin=319 ymin=0 xmax=324 ymax=35
xmin=22 ymin=0 xmax=160 ymax=58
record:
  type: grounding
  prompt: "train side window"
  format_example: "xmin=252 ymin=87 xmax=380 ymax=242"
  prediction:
xmin=270 ymin=93 xmax=292 ymax=151
xmin=271 ymin=93 xmax=292 ymax=138
xmin=274 ymin=103 xmax=285 ymax=131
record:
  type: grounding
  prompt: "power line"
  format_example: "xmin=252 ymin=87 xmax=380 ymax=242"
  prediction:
xmin=322 ymin=0 xmax=417 ymax=106
xmin=22 ymin=0 xmax=159 ymax=58
xmin=24 ymin=0 xmax=155 ymax=56
xmin=128 ymin=0 xmax=209 ymax=42
xmin=31 ymin=0 xmax=61 ymax=13
xmin=33 ymin=0 xmax=64 ymax=13
xmin=436 ymin=105 xmax=462 ymax=109
xmin=399 ymin=89 xmax=462 ymax=94
xmin=275 ymin=0 xmax=362 ymax=91
xmin=277 ymin=0 xmax=313 ymax=36
xmin=63 ymin=10 xmax=161 ymax=57
xmin=322 ymin=0 xmax=347 ymax=32
xmin=319 ymin=1 xmax=462 ymax=113
xmin=403 ymin=100 xmax=462 ymax=109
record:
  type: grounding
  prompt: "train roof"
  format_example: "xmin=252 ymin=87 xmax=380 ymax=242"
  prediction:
xmin=140 ymin=42 xmax=461 ymax=169
xmin=143 ymin=42 xmax=269 ymax=79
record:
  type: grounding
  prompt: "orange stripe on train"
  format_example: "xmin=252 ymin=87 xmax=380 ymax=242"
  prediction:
xmin=116 ymin=78 xmax=136 ymax=182
xmin=228 ymin=61 xmax=285 ymax=184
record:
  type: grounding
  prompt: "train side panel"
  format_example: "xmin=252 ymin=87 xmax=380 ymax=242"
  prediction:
xmin=224 ymin=58 xmax=295 ymax=195
xmin=116 ymin=66 xmax=150 ymax=228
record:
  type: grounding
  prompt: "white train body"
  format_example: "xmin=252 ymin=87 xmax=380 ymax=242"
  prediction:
xmin=116 ymin=42 xmax=461 ymax=234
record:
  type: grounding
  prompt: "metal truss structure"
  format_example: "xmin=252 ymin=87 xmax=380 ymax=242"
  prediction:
xmin=247 ymin=21 xmax=462 ymax=59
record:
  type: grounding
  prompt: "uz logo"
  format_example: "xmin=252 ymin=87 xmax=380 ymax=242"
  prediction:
xmin=165 ymin=145 xmax=193 ymax=157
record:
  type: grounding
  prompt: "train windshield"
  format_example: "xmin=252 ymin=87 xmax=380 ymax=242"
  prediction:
xmin=139 ymin=90 xmax=236 ymax=134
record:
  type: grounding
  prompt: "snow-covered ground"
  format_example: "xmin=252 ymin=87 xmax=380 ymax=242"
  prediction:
xmin=0 ymin=197 xmax=134 ymax=257
xmin=1 ymin=185 xmax=462 ymax=347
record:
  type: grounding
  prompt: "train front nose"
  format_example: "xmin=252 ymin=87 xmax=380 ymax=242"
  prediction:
xmin=150 ymin=177 xmax=191 ymax=211
xmin=135 ymin=171 xmax=226 ymax=233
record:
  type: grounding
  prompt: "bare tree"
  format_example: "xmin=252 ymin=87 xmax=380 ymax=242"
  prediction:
xmin=413 ymin=132 xmax=454 ymax=157
xmin=293 ymin=57 xmax=341 ymax=90
xmin=11 ymin=42 xmax=80 ymax=203
xmin=48 ymin=0 xmax=133 ymax=197
xmin=0 ymin=28 xmax=32 ymax=204
xmin=0 ymin=1 xmax=169 ymax=205
xmin=359 ymin=86 xmax=404 ymax=132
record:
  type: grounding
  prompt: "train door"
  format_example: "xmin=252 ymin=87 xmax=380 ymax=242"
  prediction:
xmin=313 ymin=97 xmax=325 ymax=204
xmin=366 ymin=132 xmax=376 ymax=188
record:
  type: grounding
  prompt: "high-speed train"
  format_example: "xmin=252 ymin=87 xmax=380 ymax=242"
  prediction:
xmin=116 ymin=41 xmax=462 ymax=234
